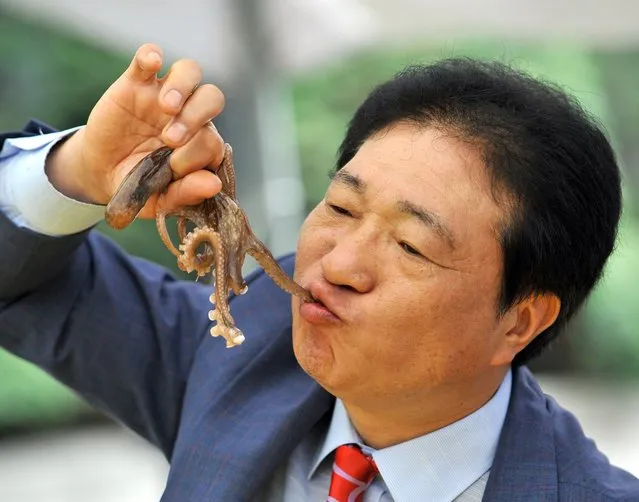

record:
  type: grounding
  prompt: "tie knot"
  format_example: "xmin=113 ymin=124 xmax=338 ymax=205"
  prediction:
xmin=328 ymin=444 xmax=378 ymax=502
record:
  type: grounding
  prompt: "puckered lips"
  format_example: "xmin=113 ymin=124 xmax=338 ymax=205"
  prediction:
xmin=299 ymin=281 xmax=343 ymax=325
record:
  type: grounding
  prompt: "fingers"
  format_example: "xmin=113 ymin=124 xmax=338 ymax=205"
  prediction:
xmin=159 ymin=58 xmax=203 ymax=115
xmin=161 ymin=84 xmax=225 ymax=147
xmin=126 ymin=44 xmax=225 ymax=152
xmin=123 ymin=44 xmax=227 ymax=201
xmin=157 ymin=170 xmax=223 ymax=212
xmin=169 ymin=123 xmax=225 ymax=178
xmin=125 ymin=43 xmax=164 ymax=82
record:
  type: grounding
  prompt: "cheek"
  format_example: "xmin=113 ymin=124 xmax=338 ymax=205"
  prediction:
xmin=422 ymin=238 xmax=503 ymax=334
xmin=294 ymin=212 xmax=334 ymax=275
xmin=431 ymin=277 xmax=498 ymax=328
xmin=359 ymin=272 xmax=502 ymax=374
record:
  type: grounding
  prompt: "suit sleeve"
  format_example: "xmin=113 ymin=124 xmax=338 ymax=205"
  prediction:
xmin=0 ymin=122 xmax=214 ymax=458
xmin=0 ymin=212 xmax=218 ymax=458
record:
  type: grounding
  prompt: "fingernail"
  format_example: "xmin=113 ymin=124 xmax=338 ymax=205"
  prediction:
xmin=148 ymin=51 xmax=162 ymax=64
xmin=164 ymin=89 xmax=182 ymax=109
xmin=166 ymin=123 xmax=187 ymax=143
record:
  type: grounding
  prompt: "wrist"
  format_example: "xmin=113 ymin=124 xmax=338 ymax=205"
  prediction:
xmin=44 ymin=128 xmax=105 ymax=205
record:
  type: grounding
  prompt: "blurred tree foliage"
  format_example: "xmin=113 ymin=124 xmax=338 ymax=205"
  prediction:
xmin=0 ymin=12 xmax=126 ymax=131
xmin=595 ymin=51 xmax=639 ymax=214
xmin=0 ymin=9 xmax=637 ymax=430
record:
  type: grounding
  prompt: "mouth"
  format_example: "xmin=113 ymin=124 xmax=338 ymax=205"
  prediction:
xmin=299 ymin=284 xmax=342 ymax=324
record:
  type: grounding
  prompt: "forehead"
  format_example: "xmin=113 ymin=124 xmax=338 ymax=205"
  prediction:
xmin=338 ymin=124 xmax=505 ymax=243
xmin=348 ymin=124 xmax=486 ymax=190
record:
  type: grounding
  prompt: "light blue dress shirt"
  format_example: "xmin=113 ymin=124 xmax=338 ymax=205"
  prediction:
xmin=267 ymin=370 xmax=512 ymax=501
xmin=0 ymin=130 xmax=513 ymax=501
xmin=0 ymin=127 xmax=103 ymax=235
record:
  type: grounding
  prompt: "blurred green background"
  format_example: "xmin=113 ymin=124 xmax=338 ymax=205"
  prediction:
xmin=0 ymin=10 xmax=637 ymax=432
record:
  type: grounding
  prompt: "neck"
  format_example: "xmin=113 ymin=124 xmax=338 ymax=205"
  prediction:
xmin=343 ymin=367 xmax=509 ymax=450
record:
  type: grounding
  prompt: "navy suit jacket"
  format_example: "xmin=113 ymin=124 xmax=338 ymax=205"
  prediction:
xmin=0 ymin=121 xmax=638 ymax=501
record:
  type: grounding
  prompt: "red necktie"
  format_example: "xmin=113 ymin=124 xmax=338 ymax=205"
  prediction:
xmin=328 ymin=444 xmax=379 ymax=502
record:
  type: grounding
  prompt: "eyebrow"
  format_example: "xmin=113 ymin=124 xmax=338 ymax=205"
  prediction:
xmin=331 ymin=170 xmax=365 ymax=194
xmin=396 ymin=200 xmax=456 ymax=250
xmin=331 ymin=170 xmax=457 ymax=249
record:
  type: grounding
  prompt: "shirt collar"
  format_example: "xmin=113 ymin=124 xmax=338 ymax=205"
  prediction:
xmin=309 ymin=369 xmax=512 ymax=502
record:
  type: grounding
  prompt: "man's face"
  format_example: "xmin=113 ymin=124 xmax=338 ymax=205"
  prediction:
xmin=292 ymin=124 xmax=511 ymax=407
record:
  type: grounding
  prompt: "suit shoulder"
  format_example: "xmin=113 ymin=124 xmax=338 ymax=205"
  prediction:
xmin=241 ymin=252 xmax=296 ymax=291
xmin=547 ymin=395 xmax=639 ymax=500
xmin=226 ymin=252 xmax=297 ymax=334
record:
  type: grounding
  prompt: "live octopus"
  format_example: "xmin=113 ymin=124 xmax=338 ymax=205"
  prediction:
xmin=104 ymin=143 xmax=313 ymax=348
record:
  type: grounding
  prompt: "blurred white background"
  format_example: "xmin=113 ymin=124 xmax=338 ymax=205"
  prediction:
xmin=0 ymin=0 xmax=638 ymax=500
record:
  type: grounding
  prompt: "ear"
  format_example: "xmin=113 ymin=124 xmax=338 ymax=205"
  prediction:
xmin=490 ymin=293 xmax=561 ymax=366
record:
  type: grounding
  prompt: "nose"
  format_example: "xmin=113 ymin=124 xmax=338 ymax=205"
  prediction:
xmin=321 ymin=224 xmax=377 ymax=293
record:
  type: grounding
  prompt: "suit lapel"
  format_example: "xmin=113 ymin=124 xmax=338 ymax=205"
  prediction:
xmin=162 ymin=325 xmax=334 ymax=502
xmin=482 ymin=366 xmax=558 ymax=501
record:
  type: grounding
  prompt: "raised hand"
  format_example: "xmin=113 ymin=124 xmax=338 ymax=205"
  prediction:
xmin=45 ymin=43 xmax=226 ymax=219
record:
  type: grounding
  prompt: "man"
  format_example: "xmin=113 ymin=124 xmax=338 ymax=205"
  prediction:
xmin=0 ymin=43 xmax=637 ymax=501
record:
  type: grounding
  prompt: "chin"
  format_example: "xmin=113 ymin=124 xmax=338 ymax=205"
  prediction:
xmin=292 ymin=318 xmax=336 ymax=389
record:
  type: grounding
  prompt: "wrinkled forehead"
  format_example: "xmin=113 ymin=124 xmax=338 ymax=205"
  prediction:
xmin=345 ymin=124 xmax=495 ymax=199
xmin=336 ymin=124 xmax=508 ymax=242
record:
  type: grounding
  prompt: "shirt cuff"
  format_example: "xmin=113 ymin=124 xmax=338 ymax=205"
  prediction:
xmin=0 ymin=127 xmax=105 ymax=236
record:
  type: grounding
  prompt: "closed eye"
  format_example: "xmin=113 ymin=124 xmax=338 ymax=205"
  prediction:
xmin=399 ymin=241 xmax=424 ymax=258
xmin=328 ymin=203 xmax=352 ymax=217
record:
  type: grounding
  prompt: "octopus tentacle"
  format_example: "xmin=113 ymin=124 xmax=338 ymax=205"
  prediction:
xmin=156 ymin=210 xmax=181 ymax=257
xmin=248 ymin=238 xmax=313 ymax=301
xmin=216 ymin=144 xmax=237 ymax=200
xmin=178 ymin=227 xmax=216 ymax=277
xmin=176 ymin=215 xmax=214 ymax=269
xmin=177 ymin=211 xmax=217 ymax=267
xmin=205 ymin=230 xmax=245 ymax=348
xmin=177 ymin=217 xmax=189 ymax=244
xmin=177 ymin=227 xmax=245 ymax=348
xmin=227 ymin=251 xmax=248 ymax=296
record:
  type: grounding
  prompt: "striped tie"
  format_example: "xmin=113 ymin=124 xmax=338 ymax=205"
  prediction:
xmin=327 ymin=444 xmax=379 ymax=502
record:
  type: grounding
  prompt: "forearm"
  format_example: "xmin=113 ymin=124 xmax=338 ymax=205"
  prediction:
xmin=0 ymin=216 xmax=211 ymax=454
xmin=0 ymin=128 xmax=206 ymax=453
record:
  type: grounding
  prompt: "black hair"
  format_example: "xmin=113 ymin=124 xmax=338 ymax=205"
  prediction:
xmin=335 ymin=58 xmax=622 ymax=365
